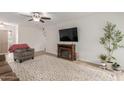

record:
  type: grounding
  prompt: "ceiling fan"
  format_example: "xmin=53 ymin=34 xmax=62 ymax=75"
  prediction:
xmin=19 ymin=12 xmax=51 ymax=23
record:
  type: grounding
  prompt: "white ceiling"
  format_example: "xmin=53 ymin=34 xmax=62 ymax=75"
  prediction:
xmin=49 ymin=12 xmax=93 ymax=22
xmin=0 ymin=12 xmax=93 ymax=27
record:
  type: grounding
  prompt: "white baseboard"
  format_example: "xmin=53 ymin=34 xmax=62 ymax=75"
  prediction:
xmin=78 ymin=57 xmax=101 ymax=66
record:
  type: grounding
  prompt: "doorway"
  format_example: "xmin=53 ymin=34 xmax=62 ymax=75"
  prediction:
xmin=0 ymin=22 xmax=18 ymax=54
xmin=0 ymin=30 xmax=8 ymax=53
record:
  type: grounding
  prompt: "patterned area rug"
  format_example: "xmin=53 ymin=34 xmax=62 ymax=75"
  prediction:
xmin=8 ymin=55 xmax=121 ymax=81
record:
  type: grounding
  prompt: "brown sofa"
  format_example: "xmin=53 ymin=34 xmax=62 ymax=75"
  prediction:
xmin=14 ymin=48 xmax=34 ymax=63
xmin=0 ymin=55 xmax=19 ymax=81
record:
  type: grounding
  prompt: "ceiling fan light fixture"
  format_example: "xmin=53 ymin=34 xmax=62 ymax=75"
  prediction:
xmin=32 ymin=12 xmax=41 ymax=22
xmin=33 ymin=17 xmax=40 ymax=22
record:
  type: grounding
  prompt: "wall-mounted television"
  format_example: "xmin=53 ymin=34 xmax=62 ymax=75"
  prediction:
xmin=59 ymin=27 xmax=78 ymax=42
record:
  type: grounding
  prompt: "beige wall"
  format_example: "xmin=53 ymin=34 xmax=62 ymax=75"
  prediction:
xmin=46 ymin=13 xmax=124 ymax=67
xmin=18 ymin=24 xmax=46 ymax=52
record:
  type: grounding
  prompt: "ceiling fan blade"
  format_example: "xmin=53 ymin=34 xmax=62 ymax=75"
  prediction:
xmin=19 ymin=13 xmax=32 ymax=17
xmin=41 ymin=17 xmax=51 ymax=20
xmin=28 ymin=19 xmax=33 ymax=21
xmin=40 ymin=19 xmax=45 ymax=23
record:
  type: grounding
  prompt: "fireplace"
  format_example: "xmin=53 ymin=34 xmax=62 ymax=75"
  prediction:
xmin=57 ymin=44 xmax=76 ymax=61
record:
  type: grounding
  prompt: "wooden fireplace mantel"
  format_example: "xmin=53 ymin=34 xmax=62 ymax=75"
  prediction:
xmin=57 ymin=44 xmax=76 ymax=61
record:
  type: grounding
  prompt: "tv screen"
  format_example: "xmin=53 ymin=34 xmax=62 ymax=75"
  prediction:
xmin=59 ymin=27 xmax=78 ymax=42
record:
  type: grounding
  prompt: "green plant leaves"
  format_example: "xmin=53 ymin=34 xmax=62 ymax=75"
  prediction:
xmin=99 ymin=22 xmax=124 ymax=64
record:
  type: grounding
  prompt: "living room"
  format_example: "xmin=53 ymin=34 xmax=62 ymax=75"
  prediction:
xmin=1 ymin=0 xmax=124 ymax=93
xmin=0 ymin=12 xmax=124 ymax=81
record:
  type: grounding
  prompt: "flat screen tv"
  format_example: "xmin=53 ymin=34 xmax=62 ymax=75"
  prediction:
xmin=59 ymin=27 xmax=78 ymax=42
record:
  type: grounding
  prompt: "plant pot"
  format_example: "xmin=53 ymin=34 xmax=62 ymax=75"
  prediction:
xmin=112 ymin=63 xmax=120 ymax=71
xmin=100 ymin=62 xmax=107 ymax=69
xmin=106 ymin=63 xmax=112 ymax=70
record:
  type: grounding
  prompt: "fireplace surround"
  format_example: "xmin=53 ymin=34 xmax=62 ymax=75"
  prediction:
xmin=57 ymin=44 xmax=76 ymax=61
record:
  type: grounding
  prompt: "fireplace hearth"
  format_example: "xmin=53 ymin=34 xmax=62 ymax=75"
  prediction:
xmin=57 ymin=44 xmax=76 ymax=61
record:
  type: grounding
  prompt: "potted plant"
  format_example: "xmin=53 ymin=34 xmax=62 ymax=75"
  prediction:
xmin=112 ymin=62 xmax=120 ymax=71
xmin=99 ymin=22 xmax=124 ymax=70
